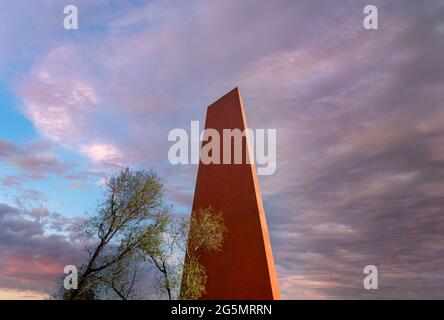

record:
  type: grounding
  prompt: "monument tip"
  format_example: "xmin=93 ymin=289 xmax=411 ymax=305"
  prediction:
xmin=208 ymin=87 xmax=241 ymax=110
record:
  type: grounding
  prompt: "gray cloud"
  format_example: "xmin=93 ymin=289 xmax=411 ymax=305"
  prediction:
xmin=0 ymin=203 xmax=86 ymax=293
xmin=0 ymin=139 xmax=72 ymax=179
xmin=257 ymin=0 xmax=444 ymax=299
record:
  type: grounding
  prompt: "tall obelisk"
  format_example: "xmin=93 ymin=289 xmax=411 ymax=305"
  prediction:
xmin=185 ymin=87 xmax=280 ymax=300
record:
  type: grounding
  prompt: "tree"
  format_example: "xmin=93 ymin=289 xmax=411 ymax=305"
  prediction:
xmin=144 ymin=207 xmax=226 ymax=300
xmin=144 ymin=216 xmax=182 ymax=300
xmin=66 ymin=168 xmax=169 ymax=300
xmin=91 ymin=252 xmax=142 ymax=300
xmin=180 ymin=207 xmax=226 ymax=300
xmin=57 ymin=168 xmax=226 ymax=300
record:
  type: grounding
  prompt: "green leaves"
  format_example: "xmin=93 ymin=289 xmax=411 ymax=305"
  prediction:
xmin=180 ymin=207 xmax=227 ymax=300
xmin=66 ymin=167 xmax=169 ymax=300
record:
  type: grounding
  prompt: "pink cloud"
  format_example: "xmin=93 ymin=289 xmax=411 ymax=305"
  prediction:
xmin=18 ymin=46 xmax=99 ymax=145
xmin=80 ymin=143 xmax=124 ymax=166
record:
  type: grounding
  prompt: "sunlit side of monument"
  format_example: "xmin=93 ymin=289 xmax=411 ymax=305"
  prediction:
xmin=182 ymin=87 xmax=280 ymax=299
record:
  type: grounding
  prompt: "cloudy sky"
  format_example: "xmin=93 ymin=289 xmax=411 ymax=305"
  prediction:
xmin=1 ymin=0 xmax=444 ymax=299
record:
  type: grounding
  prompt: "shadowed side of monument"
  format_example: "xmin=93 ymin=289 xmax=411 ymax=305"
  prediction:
xmin=183 ymin=87 xmax=280 ymax=300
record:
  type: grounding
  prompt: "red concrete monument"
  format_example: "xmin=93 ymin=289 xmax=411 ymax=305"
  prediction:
xmin=186 ymin=87 xmax=280 ymax=300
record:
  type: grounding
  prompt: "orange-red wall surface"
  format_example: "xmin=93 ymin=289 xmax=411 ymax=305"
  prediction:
xmin=187 ymin=88 xmax=280 ymax=300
